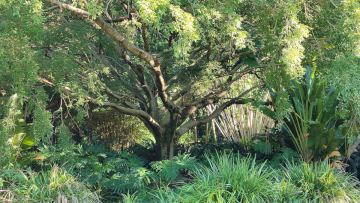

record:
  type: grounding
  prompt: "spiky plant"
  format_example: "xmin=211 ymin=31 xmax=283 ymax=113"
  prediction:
xmin=207 ymin=104 xmax=274 ymax=149
xmin=122 ymin=192 xmax=139 ymax=203
xmin=0 ymin=166 xmax=100 ymax=202
xmin=278 ymin=161 xmax=360 ymax=203
xmin=284 ymin=67 xmax=349 ymax=162
xmin=151 ymin=153 xmax=198 ymax=183
xmin=178 ymin=152 xmax=276 ymax=203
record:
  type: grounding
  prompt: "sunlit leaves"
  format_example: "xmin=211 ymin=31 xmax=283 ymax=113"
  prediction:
xmin=327 ymin=54 xmax=360 ymax=118
xmin=1 ymin=94 xmax=23 ymax=131
xmin=0 ymin=35 xmax=39 ymax=95
xmin=195 ymin=5 xmax=249 ymax=59
xmin=343 ymin=0 xmax=360 ymax=57
xmin=281 ymin=17 xmax=310 ymax=79
xmin=0 ymin=94 xmax=24 ymax=165
xmin=0 ymin=0 xmax=43 ymax=96
xmin=169 ymin=5 xmax=200 ymax=59
xmin=136 ymin=0 xmax=170 ymax=26
xmin=86 ymin=0 xmax=103 ymax=19
xmin=136 ymin=0 xmax=200 ymax=59
xmin=31 ymin=105 xmax=53 ymax=144
xmin=227 ymin=18 xmax=248 ymax=49
xmin=0 ymin=0 xmax=44 ymax=39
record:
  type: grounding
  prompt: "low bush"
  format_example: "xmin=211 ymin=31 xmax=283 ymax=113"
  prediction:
xmin=151 ymin=153 xmax=198 ymax=183
xmin=133 ymin=152 xmax=360 ymax=203
xmin=6 ymin=145 xmax=360 ymax=203
xmin=278 ymin=161 xmax=360 ymax=202
xmin=178 ymin=153 xmax=276 ymax=203
xmin=0 ymin=166 xmax=100 ymax=202
xmin=34 ymin=143 xmax=200 ymax=202
xmin=37 ymin=143 xmax=149 ymax=201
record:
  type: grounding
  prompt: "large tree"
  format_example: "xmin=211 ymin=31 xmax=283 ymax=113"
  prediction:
xmin=30 ymin=0 xmax=359 ymax=159
xmin=0 ymin=0 xmax=358 ymax=161
xmin=41 ymin=0 xmax=267 ymax=159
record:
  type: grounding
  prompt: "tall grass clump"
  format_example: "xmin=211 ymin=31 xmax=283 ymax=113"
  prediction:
xmin=0 ymin=166 xmax=100 ymax=202
xmin=178 ymin=152 xmax=276 ymax=203
xmin=277 ymin=161 xmax=360 ymax=203
xmin=144 ymin=153 xmax=360 ymax=203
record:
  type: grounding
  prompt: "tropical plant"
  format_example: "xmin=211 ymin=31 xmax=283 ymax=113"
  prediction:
xmin=269 ymin=147 xmax=301 ymax=168
xmin=31 ymin=142 xmax=152 ymax=201
xmin=151 ymin=153 xmax=198 ymax=183
xmin=143 ymin=187 xmax=180 ymax=203
xmin=284 ymin=67 xmax=349 ymax=162
xmin=65 ymin=146 xmax=148 ymax=194
xmin=122 ymin=192 xmax=139 ymax=203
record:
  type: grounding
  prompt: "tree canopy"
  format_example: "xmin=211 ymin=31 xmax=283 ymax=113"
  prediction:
xmin=0 ymin=0 xmax=359 ymax=159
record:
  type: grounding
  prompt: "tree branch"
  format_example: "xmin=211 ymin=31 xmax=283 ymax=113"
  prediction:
xmin=182 ymin=67 xmax=254 ymax=109
xmin=114 ymin=45 xmax=157 ymax=115
xmin=141 ymin=23 xmax=150 ymax=52
xmin=102 ymin=101 xmax=162 ymax=133
xmin=104 ymin=16 xmax=128 ymax=23
xmin=47 ymin=0 xmax=179 ymax=114
xmin=176 ymin=85 xmax=266 ymax=137
xmin=176 ymin=98 xmax=254 ymax=137
xmin=103 ymin=85 xmax=147 ymax=107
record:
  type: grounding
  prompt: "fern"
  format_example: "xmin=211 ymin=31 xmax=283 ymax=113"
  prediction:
xmin=151 ymin=154 xmax=198 ymax=182
xmin=270 ymin=148 xmax=301 ymax=168
xmin=253 ymin=141 xmax=272 ymax=155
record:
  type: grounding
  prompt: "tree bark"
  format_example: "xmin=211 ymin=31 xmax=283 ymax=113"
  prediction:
xmin=159 ymin=137 xmax=175 ymax=160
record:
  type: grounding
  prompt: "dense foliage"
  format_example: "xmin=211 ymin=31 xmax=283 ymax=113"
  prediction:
xmin=126 ymin=153 xmax=360 ymax=203
xmin=1 ymin=0 xmax=360 ymax=202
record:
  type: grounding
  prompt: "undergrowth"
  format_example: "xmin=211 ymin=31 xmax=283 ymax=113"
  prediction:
xmin=0 ymin=166 xmax=100 ymax=202
xmin=2 ymin=147 xmax=360 ymax=203
xmin=133 ymin=152 xmax=360 ymax=203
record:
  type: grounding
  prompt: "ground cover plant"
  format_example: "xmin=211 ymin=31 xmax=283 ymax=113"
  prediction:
xmin=130 ymin=153 xmax=360 ymax=203
xmin=0 ymin=166 xmax=101 ymax=202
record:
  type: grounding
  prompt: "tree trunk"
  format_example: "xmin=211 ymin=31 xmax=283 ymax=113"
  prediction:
xmin=159 ymin=138 xmax=175 ymax=160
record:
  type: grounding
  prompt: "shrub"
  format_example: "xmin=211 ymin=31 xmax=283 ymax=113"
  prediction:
xmin=55 ymin=144 xmax=148 ymax=198
xmin=0 ymin=166 xmax=100 ymax=202
xmin=178 ymin=152 xmax=276 ymax=203
xmin=284 ymin=67 xmax=349 ymax=162
xmin=87 ymin=110 xmax=154 ymax=151
xmin=151 ymin=153 xmax=198 ymax=183
xmin=135 ymin=152 xmax=360 ymax=203
xmin=278 ymin=161 xmax=360 ymax=203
